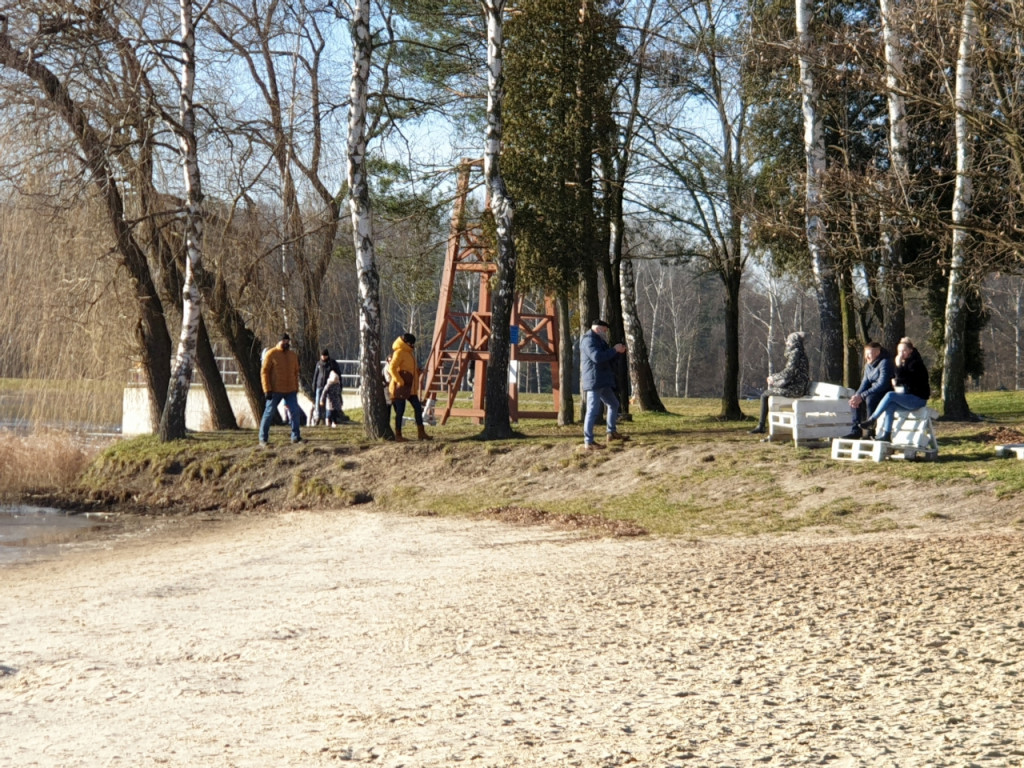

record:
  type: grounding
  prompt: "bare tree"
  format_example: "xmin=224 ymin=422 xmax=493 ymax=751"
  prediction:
xmin=612 ymin=0 xmax=665 ymax=413
xmin=0 ymin=14 xmax=174 ymax=431
xmin=347 ymin=0 xmax=393 ymax=439
xmin=941 ymin=0 xmax=979 ymax=420
xmin=636 ymin=0 xmax=751 ymax=418
xmin=160 ymin=0 xmax=210 ymax=441
xmin=877 ymin=0 xmax=909 ymax=352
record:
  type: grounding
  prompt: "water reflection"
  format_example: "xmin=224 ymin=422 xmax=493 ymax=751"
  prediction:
xmin=0 ymin=506 xmax=109 ymax=564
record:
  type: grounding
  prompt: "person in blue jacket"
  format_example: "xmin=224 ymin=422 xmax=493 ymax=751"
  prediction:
xmin=580 ymin=319 xmax=629 ymax=451
xmin=842 ymin=341 xmax=894 ymax=439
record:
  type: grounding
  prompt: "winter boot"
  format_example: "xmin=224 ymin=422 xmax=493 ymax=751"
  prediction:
xmin=394 ymin=418 xmax=408 ymax=443
xmin=417 ymin=424 xmax=433 ymax=441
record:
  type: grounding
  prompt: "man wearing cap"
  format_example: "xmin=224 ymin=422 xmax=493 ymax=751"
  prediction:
xmin=259 ymin=333 xmax=303 ymax=446
xmin=580 ymin=319 xmax=629 ymax=450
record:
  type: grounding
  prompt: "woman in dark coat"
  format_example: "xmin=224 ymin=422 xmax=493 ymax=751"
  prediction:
xmin=750 ymin=331 xmax=811 ymax=434
xmin=866 ymin=337 xmax=931 ymax=442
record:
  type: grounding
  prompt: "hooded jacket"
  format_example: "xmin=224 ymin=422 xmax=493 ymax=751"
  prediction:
xmin=388 ymin=336 xmax=420 ymax=400
xmin=765 ymin=333 xmax=811 ymax=398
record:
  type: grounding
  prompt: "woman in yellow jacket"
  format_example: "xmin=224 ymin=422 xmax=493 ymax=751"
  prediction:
xmin=388 ymin=333 xmax=432 ymax=442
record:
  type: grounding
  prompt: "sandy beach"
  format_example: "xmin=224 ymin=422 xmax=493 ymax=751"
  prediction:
xmin=2 ymin=509 xmax=1024 ymax=767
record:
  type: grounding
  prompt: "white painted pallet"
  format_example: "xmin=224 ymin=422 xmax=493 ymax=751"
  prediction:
xmin=888 ymin=445 xmax=939 ymax=461
xmin=995 ymin=444 xmax=1024 ymax=459
xmin=831 ymin=438 xmax=888 ymax=462
xmin=831 ymin=437 xmax=939 ymax=463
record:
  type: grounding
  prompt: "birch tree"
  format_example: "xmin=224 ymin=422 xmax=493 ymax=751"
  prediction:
xmin=941 ymin=0 xmax=978 ymax=420
xmin=159 ymin=0 xmax=208 ymax=441
xmin=877 ymin=0 xmax=909 ymax=352
xmin=348 ymin=0 xmax=393 ymax=439
xmin=795 ymin=0 xmax=843 ymax=383
xmin=481 ymin=0 xmax=517 ymax=440
xmin=612 ymin=0 xmax=665 ymax=413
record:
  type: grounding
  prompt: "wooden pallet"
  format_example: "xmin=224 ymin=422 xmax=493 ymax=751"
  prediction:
xmin=831 ymin=438 xmax=888 ymax=462
xmin=831 ymin=438 xmax=939 ymax=462
xmin=995 ymin=444 xmax=1024 ymax=459
xmin=888 ymin=445 xmax=939 ymax=461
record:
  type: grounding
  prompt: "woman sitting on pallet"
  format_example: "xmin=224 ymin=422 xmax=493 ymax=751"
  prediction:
xmin=865 ymin=337 xmax=931 ymax=443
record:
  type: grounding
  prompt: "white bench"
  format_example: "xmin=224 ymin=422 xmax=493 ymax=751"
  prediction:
xmin=832 ymin=406 xmax=939 ymax=462
xmin=768 ymin=381 xmax=855 ymax=445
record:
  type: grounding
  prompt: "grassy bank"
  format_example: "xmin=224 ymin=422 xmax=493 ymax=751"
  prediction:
xmin=4 ymin=390 xmax=1001 ymax=538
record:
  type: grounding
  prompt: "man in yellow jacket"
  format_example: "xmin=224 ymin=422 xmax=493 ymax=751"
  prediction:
xmin=259 ymin=333 xmax=303 ymax=446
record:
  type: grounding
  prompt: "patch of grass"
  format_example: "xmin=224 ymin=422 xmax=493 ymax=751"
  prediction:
xmin=378 ymin=484 xmax=427 ymax=510
xmin=986 ymin=463 xmax=1024 ymax=497
xmin=421 ymin=492 xmax=516 ymax=516
xmin=183 ymin=458 xmax=228 ymax=482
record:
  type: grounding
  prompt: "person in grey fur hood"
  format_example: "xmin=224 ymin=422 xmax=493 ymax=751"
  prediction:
xmin=750 ymin=331 xmax=811 ymax=435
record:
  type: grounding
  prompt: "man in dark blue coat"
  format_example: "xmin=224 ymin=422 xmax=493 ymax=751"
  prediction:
xmin=842 ymin=341 xmax=894 ymax=439
xmin=580 ymin=319 xmax=629 ymax=451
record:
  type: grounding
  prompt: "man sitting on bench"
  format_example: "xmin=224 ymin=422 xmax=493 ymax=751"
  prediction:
xmin=842 ymin=341 xmax=894 ymax=440
xmin=865 ymin=337 xmax=931 ymax=443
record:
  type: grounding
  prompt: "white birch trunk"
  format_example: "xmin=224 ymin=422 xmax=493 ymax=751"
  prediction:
xmin=348 ymin=0 xmax=392 ymax=439
xmin=482 ymin=0 xmax=517 ymax=439
xmin=1015 ymin=279 xmax=1023 ymax=390
xmin=766 ymin=285 xmax=778 ymax=377
xmin=796 ymin=0 xmax=843 ymax=382
xmin=878 ymin=0 xmax=909 ymax=350
xmin=613 ymin=0 xmax=663 ymax=412
xmin=942 ymin=0 xmax=978 ymax=419
xmin=159 ymin=0 xmax=204 ymax=441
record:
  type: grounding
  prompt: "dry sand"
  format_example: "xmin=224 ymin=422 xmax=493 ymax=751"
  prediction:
xmin=2 ymin=509 xmax=1024 ymax=767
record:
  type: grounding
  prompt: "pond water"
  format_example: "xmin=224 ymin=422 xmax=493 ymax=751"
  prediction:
xmin=0 ymin=506 xmax=110 ymax=565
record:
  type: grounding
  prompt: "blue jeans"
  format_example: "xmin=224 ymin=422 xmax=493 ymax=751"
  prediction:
xmin=867 ymin=392 xmax=927 ymax=437
xmin=259 ymin=391 xmax=302 ymax=443
xmin=584 ymin=387 xmax=620 ymax=444
xmin=313 ymin=386 xmax=325 ymax=423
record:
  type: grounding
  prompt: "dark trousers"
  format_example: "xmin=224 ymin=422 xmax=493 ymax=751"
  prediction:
xmin=851 ymin=391 xmax=887 ymax=430
xmin=393 ymin=395 xmax=424 ymax=426
xmin=756 ymin=392 xmax=771 ymax=428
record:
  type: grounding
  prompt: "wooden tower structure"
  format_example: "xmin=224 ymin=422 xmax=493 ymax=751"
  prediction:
xmin=420 ymin=159 xmax=560 ymax=425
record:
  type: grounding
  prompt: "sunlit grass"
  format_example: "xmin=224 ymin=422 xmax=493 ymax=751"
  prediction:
xmin=4 ymin=388 xmax=1024 ymax=535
